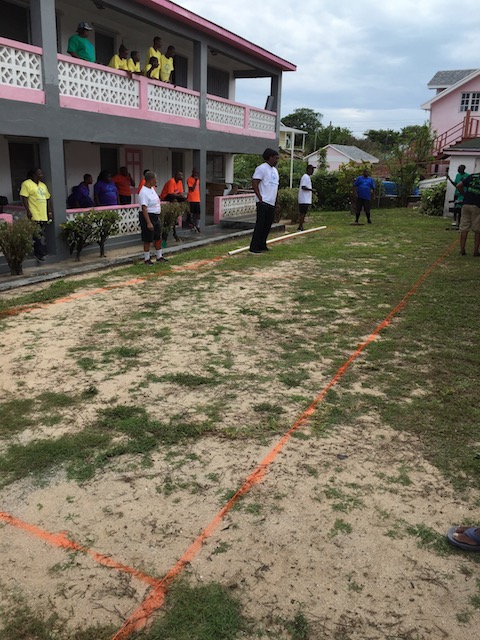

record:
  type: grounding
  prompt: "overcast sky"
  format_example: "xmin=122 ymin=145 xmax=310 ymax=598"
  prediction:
xmin=180 ymin=0 xmax=480 ymax=136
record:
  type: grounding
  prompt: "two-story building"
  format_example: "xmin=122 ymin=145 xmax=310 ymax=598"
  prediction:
xmin=0 ymin=0 xmax=295 ymax=259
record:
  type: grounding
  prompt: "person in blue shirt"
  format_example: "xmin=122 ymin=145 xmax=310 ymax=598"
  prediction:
xmin=353 ymin=169 xmax=375 ymax=224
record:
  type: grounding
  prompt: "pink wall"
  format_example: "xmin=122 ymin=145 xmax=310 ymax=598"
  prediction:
xmin=430 ymin=75 xmax=480 ymax=136
xmin=326 ymin=149 xmax=349 ymax=172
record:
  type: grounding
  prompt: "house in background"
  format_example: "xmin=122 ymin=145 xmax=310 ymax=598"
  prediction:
xmin=279 ymin=123 xmax=306 ymax=155
xmin=0 ymin=0 xmax=295 ymax=265
xmin=304 ymin=144 xmax=379 ymax=172
xmin=421 ymin=69 xmax=480 ymax=170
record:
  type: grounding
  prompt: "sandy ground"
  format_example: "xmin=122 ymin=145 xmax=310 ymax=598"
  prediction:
xmin=0 ymin=256 xmax=478 ymax=639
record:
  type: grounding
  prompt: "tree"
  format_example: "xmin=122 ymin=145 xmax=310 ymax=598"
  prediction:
xmin=282 ymin=108 xmax=323 ymax=153
xmin=387 ymin=124 xmax=434 ymax=206
xmin=363 ymin=129 xmax=401 ymax=154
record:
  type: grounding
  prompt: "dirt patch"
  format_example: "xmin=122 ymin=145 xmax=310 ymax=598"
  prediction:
xmin=0 ymin=258 xmax=478 ymax=638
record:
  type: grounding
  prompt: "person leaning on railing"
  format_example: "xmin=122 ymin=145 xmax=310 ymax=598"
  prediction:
xmin=67 ymin=22 xmax=95 ymax=63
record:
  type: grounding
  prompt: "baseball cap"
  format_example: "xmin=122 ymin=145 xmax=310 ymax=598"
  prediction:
xmin=78 ymin=22 xmax=93 ymax=31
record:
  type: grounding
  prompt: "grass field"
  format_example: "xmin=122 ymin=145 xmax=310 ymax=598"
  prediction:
xmin=0 ymin=207 xmax=479 ymax=640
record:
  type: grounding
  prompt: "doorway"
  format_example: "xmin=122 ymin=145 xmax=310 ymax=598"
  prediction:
xmin=8 ymin=141 xmax=39 ymax=201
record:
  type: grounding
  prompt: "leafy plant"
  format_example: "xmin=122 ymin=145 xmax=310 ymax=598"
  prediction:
xmin=161 ymin=201 xmax=190 ymax=243
xmin=419 ymin=181 xmax=446 ymax=216
xmin=0 ymin=218 xmax=39 ymax=275
xmin=61 ymin=209 xmax=121 ymax=261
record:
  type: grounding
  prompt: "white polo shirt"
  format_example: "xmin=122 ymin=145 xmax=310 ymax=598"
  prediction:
xmin=252 ymin=162 xmax=279 ymax=206
xmin=138 ymin=186 xmax=161 ymax=214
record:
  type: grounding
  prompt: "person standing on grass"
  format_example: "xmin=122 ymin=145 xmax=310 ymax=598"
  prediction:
xmin=353 ymin=168 xmax=375 ymax=224
xmin=138 ymin=171 xmax=168 ymax=265
xmin=249 ymin=148 xmax=280 ymax=254
xmin=20 ymin=168 xmax=53 ymax=262
xmin=448 ymin=164 xmax=469 ymax=228
xmin=297 ymin=164 xmax=315 ymax=231
xmin=456 ymin=172 xmax=480 ymax=256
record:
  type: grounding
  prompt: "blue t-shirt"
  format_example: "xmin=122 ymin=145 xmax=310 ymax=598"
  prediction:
xmin=94 ymin=180 xmax=118 ymax=206
xmin=354 ymin=176 xmax=375 ymax=200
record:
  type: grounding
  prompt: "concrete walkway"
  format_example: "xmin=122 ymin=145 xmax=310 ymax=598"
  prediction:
xmin=0 ymin=223 xmax=285 ymax=292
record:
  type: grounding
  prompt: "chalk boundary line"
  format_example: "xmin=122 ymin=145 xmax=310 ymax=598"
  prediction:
xmin=0 ymin=238 xmax=458 ymax=638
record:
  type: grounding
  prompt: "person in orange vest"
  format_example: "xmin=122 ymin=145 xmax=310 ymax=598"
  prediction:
xmin=160 ymin=171 xmax=187 ymax=202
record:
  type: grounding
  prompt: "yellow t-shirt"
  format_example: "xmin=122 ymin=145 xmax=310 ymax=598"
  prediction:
xmin=108 ymin=54 xmax=129 ymax=71
xmin=145 ymin=63 xmax=160 ymax=80
xmin=19 ymin=179 xmax=51 ymax=221
xmin=144 ymin=47 xmax=161 ymax=72
xmin=160 ymin=54 xmax=174 ymax=82
xmin=127 ymin=59 xmax=140 ymax=73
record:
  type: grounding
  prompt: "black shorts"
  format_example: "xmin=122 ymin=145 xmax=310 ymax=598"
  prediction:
xmin=298 ymin=203 xmax=310 ymax=215
xmin=189 ymin=202 xmax=200 ymax=215
xmin=139 ymin=212 xmax=161 ymax=243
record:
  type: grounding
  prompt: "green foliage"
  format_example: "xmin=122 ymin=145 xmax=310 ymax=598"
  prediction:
xmin=277 ymin=188 xmax=299 ymax=222
xmin=277 ymin=158 xmax=309 ymax=189
xmin=61 ymin=209 xmax=121 ymax=261
xmin=0 ymin=218 xmax=39 ymax=275
xmin=88 ymin=209 xmax=121 ymax=257
xmin=282 ymin=107 xmax=323 ymax=153
xmin=233 ymin=153 xmax=262 ymax=187
xmin=419 ymin=182 xmax=446 ymax=216
xmin=387 ymin=124 xmax=434 ymax=206
xmin=161 ymin=201 xmax=190 ymax=242
xmin=60 ymin=211 xmax=97 ymax=261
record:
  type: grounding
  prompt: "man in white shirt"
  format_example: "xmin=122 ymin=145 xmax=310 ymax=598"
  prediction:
xmin=138 ymin=171 xmax=168 ymax=265
xmin=297 ymin=165 xmax=314 ymax=231
xmin=249 ymin=148 xmax=280 ymax=254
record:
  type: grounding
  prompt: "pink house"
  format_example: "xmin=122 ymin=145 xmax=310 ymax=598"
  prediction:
xmin=422 ymin=69 xmax=480 ymax=159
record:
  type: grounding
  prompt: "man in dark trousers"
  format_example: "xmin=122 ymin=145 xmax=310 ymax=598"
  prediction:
xmin=457 ymin=172 xmax=480 ymax=256
xmin=353 ymin=168 xmax=375 ymax=224
xmin=249 ymin=148 xmax=280 ymax=253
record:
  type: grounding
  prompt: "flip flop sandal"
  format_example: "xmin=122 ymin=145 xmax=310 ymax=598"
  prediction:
xmin=446 ymin=526 xmax=480 ymax=552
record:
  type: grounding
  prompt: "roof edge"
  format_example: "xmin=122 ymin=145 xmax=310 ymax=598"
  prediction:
xmin=134 ymin=0 xmax=297 ymax=72
xmin=421 ymin=69 xmax=480 ymax=110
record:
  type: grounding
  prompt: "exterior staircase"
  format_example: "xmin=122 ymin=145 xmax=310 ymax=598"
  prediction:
xmin=433 ymin=110 xmax=480 ymax=156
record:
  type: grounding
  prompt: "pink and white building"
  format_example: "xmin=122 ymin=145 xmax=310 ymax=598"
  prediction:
xmin=0 ymin=0 xmax=295 ymax=263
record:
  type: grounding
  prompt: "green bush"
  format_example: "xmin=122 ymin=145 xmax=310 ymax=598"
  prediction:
xmin=0 ymin=218 xmax=40 ymax=275
xmin=61 ymin=209 xmax=121 ymax=261
xmin=161 ymin=201 xmax=190 ymax=243
xmin=277 ymin=188 xmax=298 ymax=223
xmin=419 ymin=182 xmax=446 ymax=216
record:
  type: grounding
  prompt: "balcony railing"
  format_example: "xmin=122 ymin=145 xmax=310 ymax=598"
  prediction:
xmin=433 ymin=110 xmax=480 ymax=155
xmin=0 ymin=40 xmax=276 ymax=137
xmin=213 ymin=193 xmax=256 ymax=223
xmin=0 ymin=37 xmax=44 ymax=104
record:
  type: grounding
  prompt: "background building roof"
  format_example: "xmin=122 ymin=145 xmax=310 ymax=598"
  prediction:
xmin=427 ymin=69 xmax=478 ymax=89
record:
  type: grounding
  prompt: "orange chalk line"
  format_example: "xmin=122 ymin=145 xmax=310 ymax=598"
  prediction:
xmin=0 ymin=257 xmax=224 ymax=319
xmin=110 ymin=237 xmax=459 ymax=640
xmin=0 ymin=511 xmax=160 ymax=587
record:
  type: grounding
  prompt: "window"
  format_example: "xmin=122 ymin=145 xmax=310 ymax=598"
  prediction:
xmin=0 ymin=0 xmax=30 ymax=43
xmin=460 ymin=92 xmax=480 ymax=112
xmin=207 ymin=67 xmax=229 ymax=99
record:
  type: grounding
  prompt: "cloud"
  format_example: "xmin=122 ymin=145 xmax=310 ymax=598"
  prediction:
xmin=180 ymin=0 xmax=480 ymax=131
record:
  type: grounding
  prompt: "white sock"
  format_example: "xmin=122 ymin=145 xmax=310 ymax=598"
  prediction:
xmin=144 ymin=252 xmax=150 ymax=261
xmin=156 ymin=249 xmax=162 ymax=259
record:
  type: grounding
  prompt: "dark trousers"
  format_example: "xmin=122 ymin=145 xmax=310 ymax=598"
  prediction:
xmin=250 ymin=202 xmax=275 ymax=252
xmin=33 ymin=221 xmax=47 ymax=258
xmin=355 ymin=198 xmax=371 ymax=222
xmin=119 ymin=195 xmax=132 ymax=205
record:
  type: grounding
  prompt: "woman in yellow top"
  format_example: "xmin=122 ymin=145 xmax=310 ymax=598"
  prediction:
xmin=144 ymin=36 xmax=161 ymax=72
xmin=108 ymin=44 xmax=129 ymax=71
xmin=19 ymin=168 xmax=53 ymax=262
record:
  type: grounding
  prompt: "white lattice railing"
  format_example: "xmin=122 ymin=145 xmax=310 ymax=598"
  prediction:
xmin=213 ymin=193 xmax=256 ymax=223
xmin=58 ymin=58 xmax=139 ymax=108
xmin=248 ymin=108 xmax=276 ymax=133
xmin=148 ymin=83 xmax=199 ymax=119
xmin=0 ymin=38 xmax=43 ymax=91
xmin=66 ymin=205 xmax=141 ymax=236
xmin=207 ymin=96 xmax=245 ymax=128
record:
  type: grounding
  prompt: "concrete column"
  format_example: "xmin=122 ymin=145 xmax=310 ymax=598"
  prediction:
xmin=39 ymin=137 xmax=68 ymax=258
xmin=193 ymin=40 xmax=208 ymax=129
xmin=30 ymin=0 xmax=60 ymax=106
xmin=270 ymin=74 xmax=282 ymax=145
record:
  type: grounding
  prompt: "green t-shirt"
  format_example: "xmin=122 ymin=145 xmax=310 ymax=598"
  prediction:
xmin=67 ymin=34 xmax=95 ymax=63
xmin=454 ymin=172 xmax=469 ymax=202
